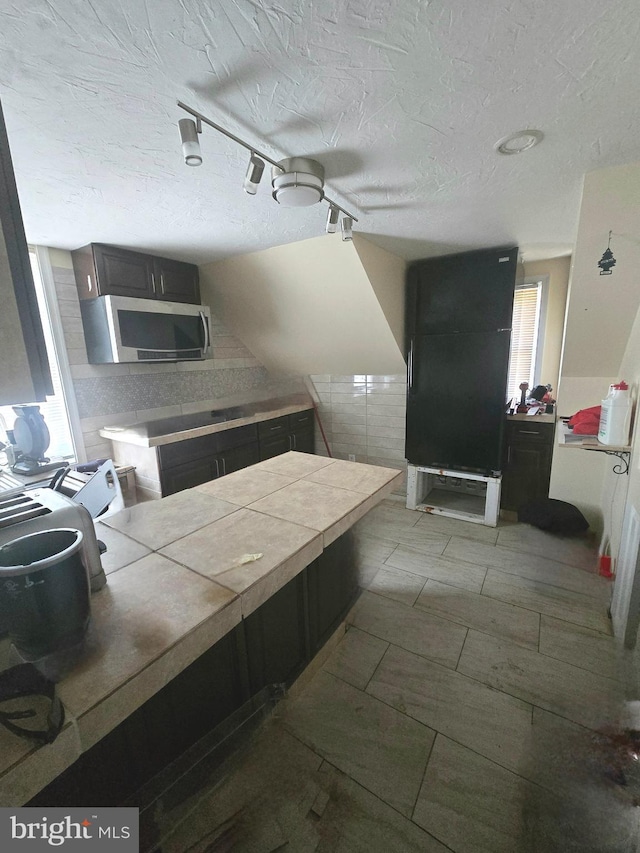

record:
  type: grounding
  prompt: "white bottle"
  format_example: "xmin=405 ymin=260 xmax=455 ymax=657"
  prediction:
xmin=598 ymin=381 xmax=631 ymax=446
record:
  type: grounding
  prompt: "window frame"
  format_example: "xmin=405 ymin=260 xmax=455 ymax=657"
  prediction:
xmin=30 ymin=245 xmax=86 ymax=462
xmin=508 ymin=274 xmax=549 ymax=400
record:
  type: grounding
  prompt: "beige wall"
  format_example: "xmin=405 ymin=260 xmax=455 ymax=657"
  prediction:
xmin=550 ymin=160 xmax=640 ymax=540
xmin=522 ymin=256 xmax=570 ymax=396
xmin=353 ymin=236 xmax=406 ymax=353
xmin=199 ymin=234 xmax=406 ymax=376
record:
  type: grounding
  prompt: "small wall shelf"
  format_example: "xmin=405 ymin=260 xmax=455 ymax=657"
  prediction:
xmin=558 ymin=420 xmax=631 ymax=474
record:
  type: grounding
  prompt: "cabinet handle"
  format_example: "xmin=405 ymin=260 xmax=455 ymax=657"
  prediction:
xmin=160 ymin=273 xmax=165 ymax=294
xmin=151 ymin=272 xmax=157 ymax=295
xmin=519 ymin=430 xmax=540 ymax=435
xmin=290 ymin=434 xmax=296 ymax=450
xmin=270 ymin=426 xmax=280 ymax=431
xmin=220 ymin=456 xmax=226 ymax=476
xmin=87 ymin=274 xmax=92 ymax=293
xmin=214 ymin=458 xmax=220 ymax=478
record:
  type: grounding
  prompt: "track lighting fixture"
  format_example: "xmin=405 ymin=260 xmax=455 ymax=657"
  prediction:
xmin=177 ymin=101 xmax=358 ymax=234
xmin=326 ymin=204 xmax=339 ymax=234
xmin=243 ymin=153 xmax=265 ymax=195
xmin=271 ymin=157 xmax=324 ymax=207
xmin=178 ymin=118 xmax=202 ymax=167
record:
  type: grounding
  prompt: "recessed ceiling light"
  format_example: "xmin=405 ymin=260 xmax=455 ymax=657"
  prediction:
xmin=494 ymin=129 xmax=544 ymax=155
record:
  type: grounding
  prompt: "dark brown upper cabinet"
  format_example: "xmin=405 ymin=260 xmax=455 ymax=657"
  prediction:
xmin=0 ymin=99 xmax=52 ymax=405
xmin=72 ymin=243 xmax=200 ymax=304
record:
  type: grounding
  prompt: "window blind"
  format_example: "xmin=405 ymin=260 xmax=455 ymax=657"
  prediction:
xmin=507 ymin=282 xmax=542 ymax=402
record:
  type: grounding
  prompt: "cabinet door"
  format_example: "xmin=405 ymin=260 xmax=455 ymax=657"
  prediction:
xmin=290 ymin=428 xmax=314 ymax=454
xmin=93 ymin=244 xmax=155 ymax=299
xmin=217 ymin=443 xmax=260 ymax=477
xmin=155 ymin=257 xmax=200 ymax=304
xmin=160 ymin=457 xmax=217 ymax=496
xmin=307 ymin=532 xmax=359 ymax=652
xmin=501 ymin=434 xmax=553 ymax=512
xmin=259 ymin=433 xmax=290 ymax=461
xmin=243 ymin=573 xmax=309 ymax=695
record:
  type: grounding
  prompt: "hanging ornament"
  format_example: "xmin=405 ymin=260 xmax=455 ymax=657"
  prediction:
xmin=598 ymin=231 xmax=616 ymax=275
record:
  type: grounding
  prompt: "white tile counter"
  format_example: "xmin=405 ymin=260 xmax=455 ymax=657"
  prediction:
xmin=0 ymin=453 xmax=402 ymax=806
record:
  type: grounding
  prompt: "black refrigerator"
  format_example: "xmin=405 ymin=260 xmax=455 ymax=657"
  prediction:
xmin=405 ymin=246 xmax=518 ymax=475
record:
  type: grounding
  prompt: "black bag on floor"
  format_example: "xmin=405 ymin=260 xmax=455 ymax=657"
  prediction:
xmin=517 ymin=498 xmax=589 ymax=535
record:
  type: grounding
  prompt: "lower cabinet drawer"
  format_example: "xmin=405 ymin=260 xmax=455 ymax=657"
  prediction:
xmin=258 ymin=416 xmax=289 ymax=438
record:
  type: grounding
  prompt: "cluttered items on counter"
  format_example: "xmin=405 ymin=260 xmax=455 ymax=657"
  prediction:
xmin=507 ymin=383 xmax=556 ymax=415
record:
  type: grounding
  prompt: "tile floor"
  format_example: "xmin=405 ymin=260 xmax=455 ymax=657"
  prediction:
xmin=161 ymin=498 xmax=640 ymax=853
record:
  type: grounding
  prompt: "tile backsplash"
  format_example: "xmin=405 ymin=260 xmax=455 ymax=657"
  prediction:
xmin=308 ymin=375 xmax=407 ymax=476
xmin=51 ymin=261 xmax=270 ymax=462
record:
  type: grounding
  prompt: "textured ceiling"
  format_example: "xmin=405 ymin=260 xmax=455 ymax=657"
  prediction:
xmin=0 ymin=0 xmax=639 ymax=265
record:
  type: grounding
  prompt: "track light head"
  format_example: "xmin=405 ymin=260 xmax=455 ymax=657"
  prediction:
xmin=243 ymin=153 xmax=265 ymax=195
xmin=326 ymin=205 xmax=339 ymax=234
xmin=341 ymin=216 xmax=353 ymax=241
xmin=178 ymin=118 xmax=202 ymax=166
xmin=272 ymin=157 xmax=324 ymax=207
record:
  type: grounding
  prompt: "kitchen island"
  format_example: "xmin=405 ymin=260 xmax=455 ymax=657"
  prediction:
xmin=0 ymin=452 xmax=402 ymax=807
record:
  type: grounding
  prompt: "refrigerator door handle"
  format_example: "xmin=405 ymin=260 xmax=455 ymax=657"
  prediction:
xmin=408 ymin=340 xmax=415 ymax=395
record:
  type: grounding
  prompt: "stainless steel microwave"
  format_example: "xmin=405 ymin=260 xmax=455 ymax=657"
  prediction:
xmin=80 ymin=295 xmax=212 ymax=364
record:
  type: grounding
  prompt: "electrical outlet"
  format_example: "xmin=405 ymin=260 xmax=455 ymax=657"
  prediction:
xmin=348 ymin=454 xmax=356 ymax=462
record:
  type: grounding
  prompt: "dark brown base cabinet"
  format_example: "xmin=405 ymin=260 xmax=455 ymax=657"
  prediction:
xmin=28 ymin=532 xmax=357 ymax=809
xmin=500 ymin=420 xmax=555 ymax=512
xmin=159 ymin=411 xmax=315 ymax=497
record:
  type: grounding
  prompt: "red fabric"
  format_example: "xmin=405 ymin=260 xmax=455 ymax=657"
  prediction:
xmin=568 ymin=406 xmax=601 ymax=435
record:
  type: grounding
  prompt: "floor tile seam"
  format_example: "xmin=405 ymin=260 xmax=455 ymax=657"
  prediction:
xmin=487 ymin=568 xmax=612 ymax=605
xmin=412 ymin=579 xmax=546 ymax=624
xmin=344 ymin=621 xmax=462 ymax=671
xmin=367 ymin=636 xmax=535 ymax=710
xmin=391 ymin=542 xmax=500 ymax=575
xmin=478 ymin=586 xmax=610 ymax=631
xmin=458 ymin=625 xmax=621 ymax=684
xmin=532 ymin=646 xmax=624 ymax=683
xmin=315 ymin=755 xmax=457 ymax=853
xmin=451 ymin=665 xmax=614 ymax=733
xmin=362 ymin=587 xmax=471 ymax=638
xmin=493 ymin=537 xmax=599 ymax=573
xmin=408 ymin=605 xmax=540 ymax=653
xmin=375 ymin=557 xmax=434 ymax=586
xmin=537 ymin=610 xmax=615 ymax=638
xmin=360 ymin=638 xmax=392 ymax=693
xmin=458 ymin=556 xmax=610 ymax=602
xmin=410 ymin=727 xmax=438 ymax=826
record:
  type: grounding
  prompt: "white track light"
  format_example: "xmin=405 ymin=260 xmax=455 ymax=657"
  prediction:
xmin=178 ymin=118 xmax=202 ymax=166
xmin=341 ymin=216 xmax=353 ymax=241
xmin=326 ymin=205 xmax=339 ymax=233
xmin=243 ymin=153 xmax=265 ymax=194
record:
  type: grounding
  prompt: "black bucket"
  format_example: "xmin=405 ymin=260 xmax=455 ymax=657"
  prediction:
xmin=0 ymin=528 xmax=90 ymax=659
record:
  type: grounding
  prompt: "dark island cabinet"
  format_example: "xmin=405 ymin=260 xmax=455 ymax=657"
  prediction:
xmin=307 ymin=532 xmax=359 ymax=652
xmin=72 ymin=243 xmax=200 ymax=304
xmin=500 ymin=420 xmax=555 ymax=512
xmin=28 ymin=529 xmax=358 ymax=810
xmin=244 ymin=573 xmax=309 ymax=695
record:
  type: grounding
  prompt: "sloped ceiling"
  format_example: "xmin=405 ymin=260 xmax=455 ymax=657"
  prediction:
xmin=199 ymin=235 xmax=406 ymax=375
xmin=0 ymin=1 xmax=639 ymax=265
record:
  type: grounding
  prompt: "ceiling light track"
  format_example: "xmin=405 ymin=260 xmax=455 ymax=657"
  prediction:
xmin=177 ymin=100 xmax=358 ymax=233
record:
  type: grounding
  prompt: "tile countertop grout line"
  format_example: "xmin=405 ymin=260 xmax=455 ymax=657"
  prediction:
xmin=0 ymin=454 xmax=403 ymax=805
xmin=61 ymin=595 xmax=243 ymax=719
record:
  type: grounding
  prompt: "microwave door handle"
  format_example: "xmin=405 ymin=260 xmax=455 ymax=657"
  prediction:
xmin=199 ymin=311 xmax=210 ymax=354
